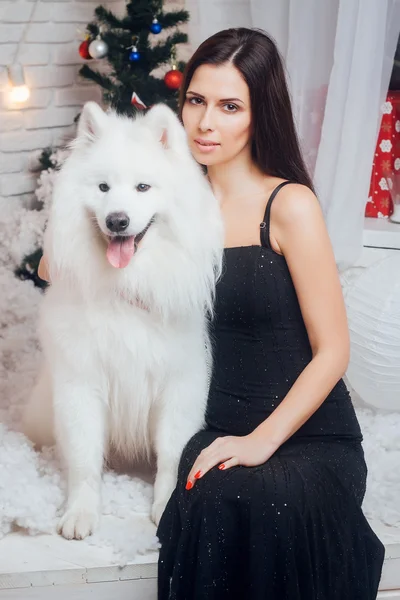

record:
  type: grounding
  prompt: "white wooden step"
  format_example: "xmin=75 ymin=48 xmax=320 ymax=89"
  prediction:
xmin=0 ymin=518 xmax=399 ymax=599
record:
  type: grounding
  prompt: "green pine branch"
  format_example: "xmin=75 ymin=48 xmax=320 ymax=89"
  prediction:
xmin=79 ymin=65 xmax=115 ymax=91
xmin=147 ymin=32 xmax=188 ymax=69
xmin=161 ymin=10 xmax=190 ymax=28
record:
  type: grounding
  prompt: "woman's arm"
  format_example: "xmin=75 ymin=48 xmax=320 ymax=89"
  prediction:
xmin=252 ymin=183 xmax=350 ymax=449
xmin=38 ymin=254 xmax=50 ymax=282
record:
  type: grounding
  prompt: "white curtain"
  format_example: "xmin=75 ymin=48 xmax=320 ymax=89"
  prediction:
xmin=186 ymin=0 xmax=400 ymax=270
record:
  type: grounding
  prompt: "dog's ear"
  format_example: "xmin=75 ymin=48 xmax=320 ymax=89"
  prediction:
xmin=76 ymin=102 xmax=108 ymax=144
xmin=144 ymin=103 xmax=189 ymax=154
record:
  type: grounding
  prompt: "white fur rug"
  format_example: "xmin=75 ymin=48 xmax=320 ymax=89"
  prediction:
xmin=0 ymin=170 xmax=399 ymax=564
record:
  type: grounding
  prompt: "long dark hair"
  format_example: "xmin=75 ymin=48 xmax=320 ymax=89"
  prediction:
xmin=179 ymin=28 xmax=314 ymax=191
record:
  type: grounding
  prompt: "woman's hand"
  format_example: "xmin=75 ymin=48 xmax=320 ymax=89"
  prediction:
xmin=185 ymin=433 xmax=277 ymax=490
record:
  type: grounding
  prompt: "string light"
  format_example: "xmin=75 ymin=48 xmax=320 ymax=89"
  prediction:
xmin=7 ymin=0 xmax=39 ymax=105
xmin=8 ymin=64 xmax=30 ymax=103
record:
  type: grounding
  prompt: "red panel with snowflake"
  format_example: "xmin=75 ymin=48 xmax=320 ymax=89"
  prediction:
xmin=366 ymin=91 xmax=400 ymax=218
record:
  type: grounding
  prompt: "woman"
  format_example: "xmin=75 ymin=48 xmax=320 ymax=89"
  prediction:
xmin=38 ymin=27 xmax=384 ymax=599
xmin=155 ymin=28 xmax=385 ymax=600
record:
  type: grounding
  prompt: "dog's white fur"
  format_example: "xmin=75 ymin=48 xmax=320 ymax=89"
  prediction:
xmin=22 ymin=102 xmax=223 ymax=540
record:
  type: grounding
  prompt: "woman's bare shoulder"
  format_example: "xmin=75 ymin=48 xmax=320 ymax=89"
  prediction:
xmin=272 ymin=183 xmax=319 ymax=223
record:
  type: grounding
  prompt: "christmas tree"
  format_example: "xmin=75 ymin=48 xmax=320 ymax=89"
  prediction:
xmin=16 ymin=0 xmax=189 ymax=286
xmin=78 ymin=0 xmax=189 ymax=114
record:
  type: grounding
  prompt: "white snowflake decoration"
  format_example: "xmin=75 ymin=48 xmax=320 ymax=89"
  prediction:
xmin=395 ymin=158 xmax=400 ymax=171
xmin=379 ymin=139 xmax=393 ymax=153
xmin=379 ymin=177 xmax=389 ymax=191
xmin=381 ymin=101 xmax=393 ymax=114
xmin=396 ymin=120 xmax=400 ymax=133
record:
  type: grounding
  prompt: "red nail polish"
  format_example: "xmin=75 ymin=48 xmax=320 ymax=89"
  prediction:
xmin=219 ymin=464 xmax=225 ymax=470
xmin=185 ymin=480 xmax=193 ymax=490
xmin=194 ymin=470 xmax=202 ymax=479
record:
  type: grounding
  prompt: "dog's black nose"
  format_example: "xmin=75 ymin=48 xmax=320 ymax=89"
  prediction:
xmin=106 ymin=212 xmax=130 ymax=233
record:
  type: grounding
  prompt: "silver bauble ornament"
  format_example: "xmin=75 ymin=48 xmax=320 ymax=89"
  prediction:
xmin=88 ymin=37 xmax=108 ymax=59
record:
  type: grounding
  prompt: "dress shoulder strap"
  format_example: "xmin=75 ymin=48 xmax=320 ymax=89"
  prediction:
xmin=260 ymin=181 xmax=293 ymax=249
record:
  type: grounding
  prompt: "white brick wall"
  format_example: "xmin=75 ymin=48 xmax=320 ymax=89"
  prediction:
xmin=0 ymin=0 xmax=187 ymax=205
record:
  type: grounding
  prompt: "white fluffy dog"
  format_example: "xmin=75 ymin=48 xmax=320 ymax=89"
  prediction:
xmin=23 ymin=101 xmax=223 ymax=540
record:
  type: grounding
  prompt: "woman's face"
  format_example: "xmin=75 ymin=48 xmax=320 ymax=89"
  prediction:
xmin=181 ymin=63 xmax=252 ymax=167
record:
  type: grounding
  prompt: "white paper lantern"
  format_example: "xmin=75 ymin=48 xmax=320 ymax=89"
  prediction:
xmin=344 ymin=253 xmax=400 ymax=411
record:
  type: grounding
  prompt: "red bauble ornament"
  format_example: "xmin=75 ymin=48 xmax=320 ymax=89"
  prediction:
xmin=164 ymin=67 xmax=183 ymax=90
xmin=79 ymin=39 xmax=92 ymax=60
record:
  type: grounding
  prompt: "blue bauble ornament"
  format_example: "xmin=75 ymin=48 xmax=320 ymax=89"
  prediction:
xmin=129 ymin=47 xmax=141 ymax=62
xmin=150 ymin=18 xmax=162 ymax=34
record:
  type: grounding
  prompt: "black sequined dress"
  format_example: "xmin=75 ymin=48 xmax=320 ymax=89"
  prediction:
xmin=156 ymin=182 xmax=385 ymax=600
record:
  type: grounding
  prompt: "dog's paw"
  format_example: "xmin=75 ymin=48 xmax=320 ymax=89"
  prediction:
xmin=151 ymin=499 xmax=167 ymax=526
xmin=57 ymin=505 xmax=99 ymax=540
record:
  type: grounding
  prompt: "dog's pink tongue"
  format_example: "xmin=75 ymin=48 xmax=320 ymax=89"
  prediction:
xmin=106 ymin=237 xmax=135 ymax=268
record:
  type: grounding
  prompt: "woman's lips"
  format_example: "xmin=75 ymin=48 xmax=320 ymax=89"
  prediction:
xmin=194 ymin=139 xmax=220 ymax=153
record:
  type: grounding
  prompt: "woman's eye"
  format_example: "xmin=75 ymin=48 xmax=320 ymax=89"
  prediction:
xmin=136 ymin=183 xmax=151 ymax=192
xmin=99 ymin=182 xmax=110 ymax=192
xmin=188 ymin=97 xmax=203 ymax=105
xmin=224 ymin=103 xmax=238 ymax=112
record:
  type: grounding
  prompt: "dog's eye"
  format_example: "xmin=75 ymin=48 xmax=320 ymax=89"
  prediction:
xmin=136 ymin=183 xmax=151 ymax=193
xmin=99 ymin=183 xmax=110 ymax=192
